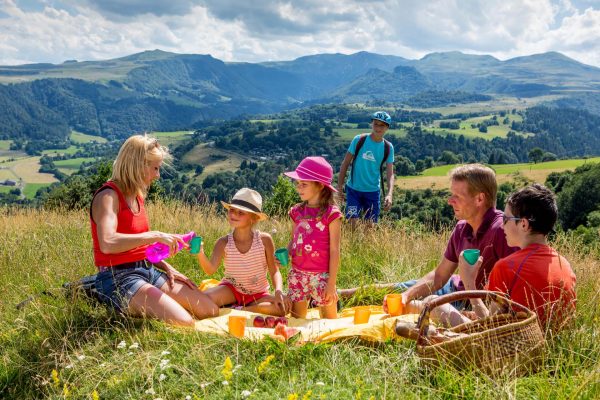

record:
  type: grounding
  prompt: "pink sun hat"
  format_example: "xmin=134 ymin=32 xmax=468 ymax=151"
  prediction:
xmin=284 ymin=156 xmax=338 ymax=192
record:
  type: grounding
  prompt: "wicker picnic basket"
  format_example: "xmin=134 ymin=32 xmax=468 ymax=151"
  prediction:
xmin=410 ymin=290 xmax=545 ymax=376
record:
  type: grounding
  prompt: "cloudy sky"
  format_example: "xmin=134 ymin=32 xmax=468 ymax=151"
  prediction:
xmin=1 ymin=0 xmax=599 ymax=67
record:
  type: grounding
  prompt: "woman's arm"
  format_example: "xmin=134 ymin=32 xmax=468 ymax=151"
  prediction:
xmin=92 ymin=190 xmax=181 ymax=254
xmin=197 ymin=236 xmax=226 ymax=275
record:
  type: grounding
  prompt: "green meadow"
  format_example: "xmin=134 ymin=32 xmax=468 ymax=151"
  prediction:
xmin=70 ymin=131 xmax=108 ymax=144
xmin=420 ymin=158 xmax=600 ymax=177
xmin=1 ymin=203 xmax=598 ymax=399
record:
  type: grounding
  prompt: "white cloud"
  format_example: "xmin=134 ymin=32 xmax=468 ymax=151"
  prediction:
xmin=0 ymin=0 xmax=598 ymax=67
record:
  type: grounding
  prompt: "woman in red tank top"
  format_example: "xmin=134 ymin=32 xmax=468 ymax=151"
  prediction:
xmin=90 ymin=135 xmax=218 ymax=326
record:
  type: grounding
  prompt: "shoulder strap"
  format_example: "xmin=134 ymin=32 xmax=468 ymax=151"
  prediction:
xmin=380 ymin=140 xmax=391 ymax=195
xmin=507 ymin=245 xmax=541 ymax=298
xmin=350 ymin=134 xmax=368 ymax=185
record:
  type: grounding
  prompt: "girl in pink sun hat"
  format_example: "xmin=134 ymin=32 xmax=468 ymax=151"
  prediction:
xmin=279 ymin=157 xmax=342 ymax=319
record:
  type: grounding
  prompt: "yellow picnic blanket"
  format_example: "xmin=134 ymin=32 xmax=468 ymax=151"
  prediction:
xmin=195 ymin=279 xmax=419 ymax=343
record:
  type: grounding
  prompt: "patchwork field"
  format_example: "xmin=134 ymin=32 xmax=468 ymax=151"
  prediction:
xmin=396 ymin=157 xmax=600 ymax=190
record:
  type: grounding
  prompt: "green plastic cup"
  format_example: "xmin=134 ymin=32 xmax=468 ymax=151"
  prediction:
xmin=274 ymin=248 xmax=289 ymax=267
xmin=190 ymin=236 xmax=202 ymax=255
xmin=463 ymin=249 xmax=480 ymax=265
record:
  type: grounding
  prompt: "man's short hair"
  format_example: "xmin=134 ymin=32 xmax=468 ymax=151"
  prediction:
xmin=449 ymin=164 xmax=497 ymax=208
xmin=506 ymin=184 xmax=557 ymax=235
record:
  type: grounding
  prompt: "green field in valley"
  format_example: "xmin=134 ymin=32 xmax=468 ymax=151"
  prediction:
xmin=0 ymin=140 xmax=12 ymax=150
xmin=396 ymin=157 xmax=600 ymax=190
xmin=420 ymin=157 xmax=600 ymax=177
xmin=152 ymin=131 xmax=194 ymax=147
xmin=41 ymin=146 xmax=80 ymax=156
xmin=70 ymin=131 xmax=107 ymax=144
xmin=54 ymin=157 xmax=96 ymax=174
xmin=23 ymin=183 xmax=50 ymax=198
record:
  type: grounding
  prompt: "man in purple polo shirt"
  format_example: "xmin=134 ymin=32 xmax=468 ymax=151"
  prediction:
xmin=339 ymin=164 xmax=517 ymax=309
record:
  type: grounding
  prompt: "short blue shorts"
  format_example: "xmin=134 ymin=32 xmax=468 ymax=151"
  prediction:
xmin=345 ymin=184 xmax=381 ymax=222
xmin=95 ymin=260 xmax=167 ymax=313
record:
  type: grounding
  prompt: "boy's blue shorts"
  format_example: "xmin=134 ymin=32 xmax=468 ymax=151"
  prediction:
xmin=345 ymin=185 xmax=381 ymax=222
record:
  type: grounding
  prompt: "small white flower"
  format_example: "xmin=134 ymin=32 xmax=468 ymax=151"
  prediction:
xmin=65 ymin=364 xmax=73 ymax=369
xmin=241 ymin=390 xmax=252 ymax=398
xmin=315 ymin=381 xmax=325 ymax=386
xmin=117 ymin=341 xmax=126 ymax=349
xmin=234 ymin=364 xmax=242 ymax=371
xmin=222 ymin=380 xmax=229 ymax=386
xmin=200 ymin=382 xmax=211 ymax=389
xmin=129 ymin=342 xmax=139 ymax=350
xmin=99 ymin=363 xmax=106 ymax=367
xmin=161 ymin=350 xmax=171 ymax=356
xmin=76 ymin=355 xmax=85 ymax=361
xmin=127 ymin=351 xmax=133 ymax=356
xmin=271 ymin=228 xmax=277 ymax=234
xmin=158 ymin=374 xmax=166 ymax=381
xmin=185 ymin=396 xmax=192 ymax=400
xmin=145 ymin=388 xmax=156 ymax=395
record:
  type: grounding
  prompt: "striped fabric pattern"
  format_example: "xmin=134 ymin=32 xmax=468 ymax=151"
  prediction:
xmin=222 ymin=230 xmax=270 ymax=294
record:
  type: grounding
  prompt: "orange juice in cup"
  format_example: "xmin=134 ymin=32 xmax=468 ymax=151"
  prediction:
xmin=353 ymin=306 xmax=372 ymax=324
xmin=228 ymin=316 xmax=246 ymax=338
xmin=387 ymin=294 xmax=403 ymax=316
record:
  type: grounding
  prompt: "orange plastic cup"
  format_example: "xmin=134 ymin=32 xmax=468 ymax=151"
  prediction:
xmin=353 ymin=307 xmax=372 ymax=324
xmin=228 ymin=316 xmax=246 ymax=338
xmin=387 ymin=294 xmax=404 ymax=316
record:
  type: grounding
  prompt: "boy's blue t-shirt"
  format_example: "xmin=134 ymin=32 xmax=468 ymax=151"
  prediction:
xmin=347 ymin=134 xmax=394 ymax=193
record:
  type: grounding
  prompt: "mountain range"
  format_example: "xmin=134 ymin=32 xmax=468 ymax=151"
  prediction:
xmin=1 ymin=50 xmax=600 ymax=142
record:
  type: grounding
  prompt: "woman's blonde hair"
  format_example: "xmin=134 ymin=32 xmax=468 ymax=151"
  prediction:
xmin=449 ymin=163 xmax=497 ymax=208
xmin=111 ymin=135 xmax=171 ymax=198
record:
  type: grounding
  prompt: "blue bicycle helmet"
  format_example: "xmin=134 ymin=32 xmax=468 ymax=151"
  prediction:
xmin=371 ymin=111 xmax=392 ymax=126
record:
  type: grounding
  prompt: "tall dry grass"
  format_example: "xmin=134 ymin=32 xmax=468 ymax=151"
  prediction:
xmin=1 ymin=202 xmax=599 ymax=399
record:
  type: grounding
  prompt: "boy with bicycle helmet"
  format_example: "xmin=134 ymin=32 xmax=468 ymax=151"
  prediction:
xmin=337 ymin=111 xmax=395 ymax=223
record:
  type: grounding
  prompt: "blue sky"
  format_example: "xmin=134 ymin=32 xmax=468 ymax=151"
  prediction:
xmin=1 ymin=0 xmax=599 ymax=66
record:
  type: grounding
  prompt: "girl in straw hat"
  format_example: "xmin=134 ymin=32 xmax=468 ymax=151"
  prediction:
xmin=196 ymin=188 xmax=291 ymax=316
xmin=280 ymin=157 xmax=342 ymax=319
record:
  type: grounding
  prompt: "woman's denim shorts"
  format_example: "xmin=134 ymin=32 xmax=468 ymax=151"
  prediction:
xmin=95 ymin=260 xmax=167 ymax=313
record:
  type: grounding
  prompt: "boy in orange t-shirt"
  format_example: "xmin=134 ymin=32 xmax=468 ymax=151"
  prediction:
xmin=459 ymin=184 xmax=576 ymax=331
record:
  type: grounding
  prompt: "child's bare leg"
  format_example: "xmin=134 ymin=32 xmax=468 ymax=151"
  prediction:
xmin=319 ymin=302 xmax=337 ymax=319
xmin=203 ymin=286 xmax=236 ymax=307
xmin=243 ymin=298 xmax=286 ymax=316
xmin=291 ymin=301 xmax=308 ymax=319
xmin=421 ymin=295 xmax=469 ymax=327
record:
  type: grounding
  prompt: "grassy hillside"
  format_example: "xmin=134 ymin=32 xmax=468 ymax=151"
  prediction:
xmin=1 ymin=204 xmax=599 ymax=399
xmin=397 ymin=158 xmax=600 ymax=190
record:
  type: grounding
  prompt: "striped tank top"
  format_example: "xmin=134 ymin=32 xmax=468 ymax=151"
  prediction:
xmin=222 ymin=230 xmax=270 ymax=295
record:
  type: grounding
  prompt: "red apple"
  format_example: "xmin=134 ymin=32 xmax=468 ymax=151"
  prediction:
xmin=253 ymin=316 xmax=265 ymax=328
xmin=265 ymin=316 xmax=277 ymax=328
xmin=275 ymin=316 xmax=288 ymax=326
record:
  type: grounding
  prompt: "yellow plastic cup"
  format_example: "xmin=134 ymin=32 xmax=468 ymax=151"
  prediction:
xmin=228 ymin=316 xmax=246 ymax=338
xmin=353 ymin=306 xmax=372 ymax=324
xmin=387 ymin=293 xmax=403 ymax=316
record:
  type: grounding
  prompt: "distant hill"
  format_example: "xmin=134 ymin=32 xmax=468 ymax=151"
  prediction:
xmin=1 ymin=50 xmax=600 ymax=146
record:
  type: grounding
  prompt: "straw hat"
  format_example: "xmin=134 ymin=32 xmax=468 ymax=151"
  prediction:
xmin=220 ymin=188 xmax=268 ymax=221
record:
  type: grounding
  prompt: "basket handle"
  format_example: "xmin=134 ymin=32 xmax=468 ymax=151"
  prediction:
xmin=415 ymin=290 xmax=532 ymax=346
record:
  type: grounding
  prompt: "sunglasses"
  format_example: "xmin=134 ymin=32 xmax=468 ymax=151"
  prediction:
xmin=502 ymin=213 xmax=536 ymax=225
